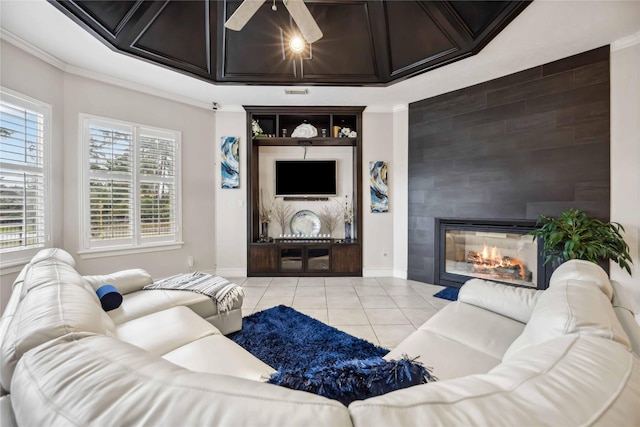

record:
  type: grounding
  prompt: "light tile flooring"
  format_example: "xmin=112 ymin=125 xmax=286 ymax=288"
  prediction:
xmin=228 ymin=276 xmax=452 ymax=349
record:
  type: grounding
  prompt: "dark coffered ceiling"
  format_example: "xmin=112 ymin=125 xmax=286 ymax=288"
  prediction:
xmin=48 ymin=0 xmax=530 ymax=86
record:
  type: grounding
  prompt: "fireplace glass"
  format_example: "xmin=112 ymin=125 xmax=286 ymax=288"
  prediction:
xmin=444 ymin=229 xmax=538 ymax=287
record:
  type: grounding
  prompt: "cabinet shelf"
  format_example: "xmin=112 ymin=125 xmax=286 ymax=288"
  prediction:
xmin=245 ymin=106 xmax=364 ymax=277
xmin=253 ymin=137 xmax=357 ymax=146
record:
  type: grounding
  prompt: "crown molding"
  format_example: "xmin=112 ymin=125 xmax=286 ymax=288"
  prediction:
xmin=64 ymin=64 xmax=213 ymax=111
xmin=1 ymin=29 xmax=213 ymax=111
xmin=0 ymin=28 xmax=67 ymax=70
xmin=611 ymin=31 xmax=640 ymax=51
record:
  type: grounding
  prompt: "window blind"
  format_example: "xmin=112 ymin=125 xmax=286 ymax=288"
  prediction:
xmin=0 ymin=96 xmax=47 ymax=253
xmin=82 ymin=116 xmax=181 ymax=251
xmin=139 ymin=132 xmax=176 ymax=238
xmin=87 ymin=125 xmax=134 ymax=241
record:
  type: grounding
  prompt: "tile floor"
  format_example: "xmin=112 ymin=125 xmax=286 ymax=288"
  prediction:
xmin=229 ymin=276 xmax=452 ymax=349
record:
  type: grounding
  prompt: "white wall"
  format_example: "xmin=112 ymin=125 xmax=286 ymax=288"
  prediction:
xmin=214 ymin=111 xmax=248 ymax=277
xmin=392 ymin=107 xmax=409 ymax=279
xmin=212 ymin=109 xmax=397 ymax=277
xmin=60 ymin=74 xmax=217 ymax=278
xmin=0 ymin=41 xmax=65 ymax=312
xmin=0 ymin=38 xmax=220 ymax=307
xmin=362 ymin=112 xmax=395 ymax=276
xmin=610 ymin=37 xmax=640 ymax=321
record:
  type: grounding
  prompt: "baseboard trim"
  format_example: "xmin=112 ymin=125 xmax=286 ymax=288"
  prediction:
xmin=363 ymin=268 xmax=394 ymax=277
xmin=215 ymin=268 xmax=247 ymax=278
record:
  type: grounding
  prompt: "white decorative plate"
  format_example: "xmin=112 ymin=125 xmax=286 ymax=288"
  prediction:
xmin=290 ymin=210 xmax=321 ymax=236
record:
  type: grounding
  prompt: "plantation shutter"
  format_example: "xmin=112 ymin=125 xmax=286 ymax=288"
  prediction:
xmin=0 ymin=96 xmax=47 ymax=253
xmin=82 ymin=115 xmax=181 ymax=252
xmin=139 ymin=129 xmax=177 ymax=241
xmin=87 ymin=122 xmax=134 ymax=245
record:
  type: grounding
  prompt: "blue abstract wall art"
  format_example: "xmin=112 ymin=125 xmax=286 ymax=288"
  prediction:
xmin=221 ymin=136 xmax=239 ymax=189
xmin=370 ymin=161 xmax=388 ymax=213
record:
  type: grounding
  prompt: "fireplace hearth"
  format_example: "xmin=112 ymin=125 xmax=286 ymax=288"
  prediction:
xmin=434 ymin=218 xmax=551 ymax=290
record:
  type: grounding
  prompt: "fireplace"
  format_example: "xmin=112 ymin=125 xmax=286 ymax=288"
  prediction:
xmin=434 ymin=218 xmax=551 ymax=290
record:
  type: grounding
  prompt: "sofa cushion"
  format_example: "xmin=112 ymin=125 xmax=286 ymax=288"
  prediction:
xmin=1 ymin=260 xmax=116 ymax=392
xmin=162 ymin=334 xmax=276 ymax=382
xmin=28 ymin=247 xmax=76 ymax=268
xmin=459 ymin=278 xmax=542 ymax=323
xmin=386 ymin=302 xmax=525 ymax=380
xmin=610 ymin=280 xmax=640 ymax=355
xmin=549 ymin=259 xmax=613 ymax=299
xmin=107 ymin=288 xmax=241 ymax=325
xmin=0 ymin=395 xmax=17 ymax=427
xmin=116 ymin=306 xmax=219 ymax=355
xmin=83 ymin=269 xmax=153 ymax=295
xmin=21 ymin=255 xmax=100 ymax=306
xmin=11 ymin=335 xmax=352 ymax=427
xmin=503 ymin=278 xmax=631 ymax=361
xmin=350 ymin=335 xmax=640 ymax=427
xmin=1 ymin=283 xmax=115 ymax=392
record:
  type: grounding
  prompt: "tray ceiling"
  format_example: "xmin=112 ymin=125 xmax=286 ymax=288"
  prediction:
xmin=48 ymin=0 xmax=530 ymax=86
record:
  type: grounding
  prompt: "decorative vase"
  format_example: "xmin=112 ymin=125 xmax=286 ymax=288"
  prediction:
xmin=261 ymin=222 xmax=269 ymax=238
xmin=344 ymin=222 xmax=352 ymax=241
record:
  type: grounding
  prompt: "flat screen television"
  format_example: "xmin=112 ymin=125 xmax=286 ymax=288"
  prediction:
xmin=275 ymin=160 xmax=337 ymax=197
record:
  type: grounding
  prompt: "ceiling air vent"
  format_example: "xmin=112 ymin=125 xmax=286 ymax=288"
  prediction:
xmin=284 ymin=89 xmax=309 ymax=95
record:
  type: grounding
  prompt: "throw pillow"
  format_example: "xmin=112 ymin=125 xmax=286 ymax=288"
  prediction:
xmin=96 ymin=284 xmax=123 ymax=311
xmin=268 ymin=355 xmax=436 ymax=406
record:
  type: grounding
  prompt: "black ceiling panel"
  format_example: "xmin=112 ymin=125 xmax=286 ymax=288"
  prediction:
xmin=449 ymin=1 xmax=510 ymax=38
xmin=132 ymin=1 xmax=211 ymax=74
xmin=385 ymin=1 xmax=459 ymax=77
xmin=300 ymin=3 xmax=378 ymax=81
xmin=48 ymin=0 xmax=530 ymax=86
xmin=73 ymin=0 xmax=141 ymax=37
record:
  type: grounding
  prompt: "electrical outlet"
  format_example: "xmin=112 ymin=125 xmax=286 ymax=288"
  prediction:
xmin=187 ymin=256 xmax=194 ymax=268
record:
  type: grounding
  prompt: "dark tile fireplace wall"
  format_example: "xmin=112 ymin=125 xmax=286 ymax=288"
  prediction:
xmin=408 ymin=46 xmax=610 ymax=284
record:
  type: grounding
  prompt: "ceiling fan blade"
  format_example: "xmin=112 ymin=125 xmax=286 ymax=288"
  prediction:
xmin=225 ymin=0 xmax=267 ymax=31
xmin=284 ymin=0 xmax=323 ymax=43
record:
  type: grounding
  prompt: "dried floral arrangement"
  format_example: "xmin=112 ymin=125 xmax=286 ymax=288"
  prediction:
xmin=319 ymin=203 xmax=342 ymax=236
xmin=259 ymin=189 xmax=272 ymax=223
xmin=341 ymin=195 xmax=353 ymax=224
xmin=272 ymin=198 xmax=295 ymax=234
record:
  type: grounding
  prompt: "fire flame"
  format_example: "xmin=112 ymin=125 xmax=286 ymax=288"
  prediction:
xmin=473 ymin=244 xmax=526 ymax=280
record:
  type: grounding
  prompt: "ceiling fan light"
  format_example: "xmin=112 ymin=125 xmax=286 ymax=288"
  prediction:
xmin=289 ymin=35 xmax=305 ymax=53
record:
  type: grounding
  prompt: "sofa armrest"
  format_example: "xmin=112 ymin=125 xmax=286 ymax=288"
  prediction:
xmin=458 ymin=279 xmax=542 ymax=324
xmin=611 ymin=280 xmax=640 ymax=355
xmin=83 ymin=269 xmax=153 ymax=295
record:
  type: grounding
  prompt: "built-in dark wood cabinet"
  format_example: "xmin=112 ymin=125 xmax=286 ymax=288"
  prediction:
xmin=331 ymin=244 xmax=361 ymax=274
xmin=245 ymin=106 xmax=364 ymax=277
xmin=248 ymin=244 xmax=278 ymax=274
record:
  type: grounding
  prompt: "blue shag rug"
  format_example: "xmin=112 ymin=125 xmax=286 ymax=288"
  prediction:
xmin=433 ymin=286 xmax=459 ymax=301
xmin=229 ymin=305 xmax=435 ymax=405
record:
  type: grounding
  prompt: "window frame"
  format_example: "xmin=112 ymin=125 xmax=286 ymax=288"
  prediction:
xmin=79 ymin=114 xmax=183 ymax=258
xmin=0 ymin=87 xmax=51 ymax=268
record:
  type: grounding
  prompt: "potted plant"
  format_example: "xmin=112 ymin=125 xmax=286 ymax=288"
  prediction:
xmin=528 ymin=209 xmax=633 ymax=275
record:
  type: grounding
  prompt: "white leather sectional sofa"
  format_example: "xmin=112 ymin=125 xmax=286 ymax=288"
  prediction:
xmin=1 ymin=248 xmax=639 ymax=426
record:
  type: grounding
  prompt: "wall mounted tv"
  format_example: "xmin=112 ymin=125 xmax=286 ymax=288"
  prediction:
xmin=275 ymin=160 xmax=337 ymax=197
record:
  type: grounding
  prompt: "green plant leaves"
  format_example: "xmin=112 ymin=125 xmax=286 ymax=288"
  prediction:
xmin=526 ymin=208 xmax=633 ymax=276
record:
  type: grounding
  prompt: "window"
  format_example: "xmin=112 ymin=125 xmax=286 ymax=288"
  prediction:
xmin=81 ymin=115 xmax=181 ymax=255
xmin=0 ymin=89 xmax=50 ymax=265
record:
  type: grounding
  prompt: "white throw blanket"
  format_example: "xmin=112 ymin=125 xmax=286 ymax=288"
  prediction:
xmin=143 ymin=272 xmax=244 ymax=313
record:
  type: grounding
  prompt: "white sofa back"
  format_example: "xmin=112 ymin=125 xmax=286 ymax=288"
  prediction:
xmin=350 ymin=260 xmax=640 ymax=426
xmin=11 ymin=334 xmax=352 ymax=426
xmin=502 ymin=261 xmax=630 ymax=361
xmin=0 ymin=250 xmax=116 ymax=392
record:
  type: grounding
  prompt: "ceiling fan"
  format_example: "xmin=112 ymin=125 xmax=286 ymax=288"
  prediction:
xmin=225 ymin=0 xmax=323 ymax=44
